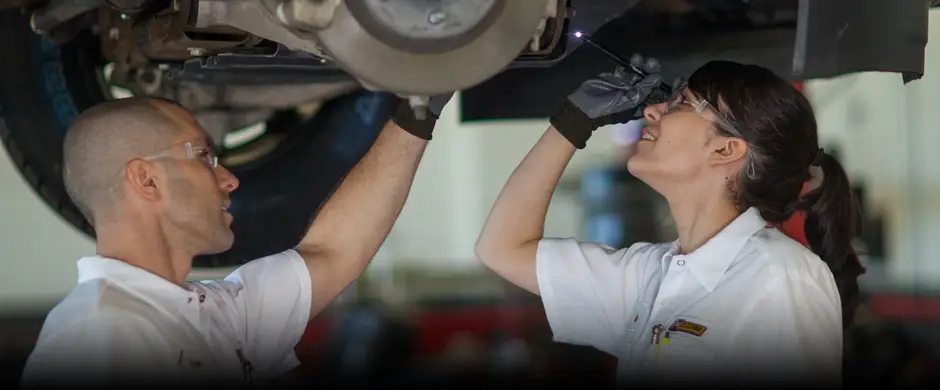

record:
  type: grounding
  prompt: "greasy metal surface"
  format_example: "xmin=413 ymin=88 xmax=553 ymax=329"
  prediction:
xmin=314 ymin=0 xmax=552 ymax=95
xmin=344 ymin=0 xmax=505 ymax=54
xmin=169 ymin=45 xmax=352 ymax=85
xmin=29 ymin=0 xmax=105 ymax=33
xmin=276 ymin=0 xmax=342 ymax=30
xmin=195 ymin=0 xmax=328 ymax=58
xmin=793 ymin=0 xmax=928 ymax=82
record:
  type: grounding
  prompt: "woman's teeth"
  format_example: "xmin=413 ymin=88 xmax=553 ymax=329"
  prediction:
xmin=641 ymin=133 xmax=656 ymax=141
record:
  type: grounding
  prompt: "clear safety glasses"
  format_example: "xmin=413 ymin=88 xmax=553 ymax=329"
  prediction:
xmin=662 ymin=84 xmax=743 ymax=139
xmin=108 ymin=140 xmax=219 ymax=189
xmin=145 ymin=140 xmax=219 ymax=169
xmin=661 ymin=85 xmax=758 ymax=179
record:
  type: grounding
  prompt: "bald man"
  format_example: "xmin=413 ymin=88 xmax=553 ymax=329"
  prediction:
xmin=19 ymin=94 xmax=452 ymax=387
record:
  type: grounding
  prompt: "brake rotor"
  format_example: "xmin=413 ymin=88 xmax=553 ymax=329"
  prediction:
xmin=314 ymin=0 xmax=551 ymax=95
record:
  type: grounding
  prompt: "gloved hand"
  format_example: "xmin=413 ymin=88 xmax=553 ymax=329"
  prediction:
xmin=392 ymin=92 xmax=455 ymax=141
xmin=550 ymin=53 xmax=664 ymax=149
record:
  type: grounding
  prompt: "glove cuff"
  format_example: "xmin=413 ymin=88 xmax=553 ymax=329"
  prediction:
xmin=392 ymin=99 xmax=437 ymax=141
xmin=549 ymin=100 xmax=596 ymax=149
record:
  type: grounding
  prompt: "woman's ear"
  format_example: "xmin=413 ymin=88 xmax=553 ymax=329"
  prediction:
xmin=708 ymin=137 xmax=748 ymax=167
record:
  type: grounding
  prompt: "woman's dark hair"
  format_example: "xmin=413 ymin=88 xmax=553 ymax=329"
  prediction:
xmin=687 ymin=60 xmax=865 ymax=329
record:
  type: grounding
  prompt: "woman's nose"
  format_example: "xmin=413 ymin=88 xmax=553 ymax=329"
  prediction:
xmin=644 ymin=103 xmax=665 ymax=123
xmin=216 ymin=166 xmax=240 ymax=193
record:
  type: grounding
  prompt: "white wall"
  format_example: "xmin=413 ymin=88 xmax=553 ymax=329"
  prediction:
xmin=0 ymin=142 xmax=95 ymax=310
xmin=381 ymin=96 xmax=627 ymax=271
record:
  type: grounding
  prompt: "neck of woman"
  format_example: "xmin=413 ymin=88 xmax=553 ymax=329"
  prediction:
xmin=667 ymin=195 xmax=743 ymax=255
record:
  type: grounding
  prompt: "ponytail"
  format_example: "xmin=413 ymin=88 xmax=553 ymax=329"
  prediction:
xmin=798 ymin=151 xmax=866 ymax=329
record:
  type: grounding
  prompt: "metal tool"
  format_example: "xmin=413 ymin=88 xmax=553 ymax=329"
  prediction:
xmin=573 ymin=31 xmax=673 ymax=96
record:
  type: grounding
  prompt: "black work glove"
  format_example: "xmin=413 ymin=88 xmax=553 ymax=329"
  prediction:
xmin=550 ymin=53 xmax=664 ymax=149
xmin=392 ymin=92 xmax=455 ymax=141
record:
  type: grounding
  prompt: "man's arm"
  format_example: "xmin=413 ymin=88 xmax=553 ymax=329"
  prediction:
xmin=295 ymin=97 xmax=446 ymax=319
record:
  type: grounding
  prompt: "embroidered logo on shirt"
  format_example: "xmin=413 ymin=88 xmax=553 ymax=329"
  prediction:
xmin=668 ymin=319 xmax=708 ymax=337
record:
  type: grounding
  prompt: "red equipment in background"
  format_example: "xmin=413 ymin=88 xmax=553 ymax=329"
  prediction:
xmin=779 ymin=81 xmax=810 ymax=247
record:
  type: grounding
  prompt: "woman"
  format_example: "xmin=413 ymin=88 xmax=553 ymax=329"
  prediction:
xmin=475 ymin=56 xmax=864 ymax=387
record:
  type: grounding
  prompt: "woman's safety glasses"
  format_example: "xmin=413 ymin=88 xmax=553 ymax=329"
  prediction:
xmin=660 ymin=85 xmax=757 ymax=179
xmin=662 ymin=84 xmax=743 ymax=139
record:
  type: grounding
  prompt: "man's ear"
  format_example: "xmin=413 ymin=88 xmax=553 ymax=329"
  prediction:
xmin=708 ymin=137 xmax=748 ymax=167
xmin=124 ymin=159 xmax=163 ymax=202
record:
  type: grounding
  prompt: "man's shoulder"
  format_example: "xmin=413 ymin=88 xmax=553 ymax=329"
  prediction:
xmin=197 ymin=249 xmax=305 ymax=287
xmin=41 ymin=279 xmax=167 ymax=338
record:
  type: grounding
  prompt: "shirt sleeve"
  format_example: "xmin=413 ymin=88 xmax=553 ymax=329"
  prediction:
xmin=20 ymin=309 xmax=177 ymax=388
xmin=535 ymin=237 xmax=642 ymax=356
xmin=211 ymin=250 xmax=313 ymax=378
xmin=731 ymin=260 xmax=844 ymax=386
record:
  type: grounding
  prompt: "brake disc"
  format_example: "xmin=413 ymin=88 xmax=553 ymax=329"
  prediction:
xmin=314 ymin=0 xmax=551 ymax=95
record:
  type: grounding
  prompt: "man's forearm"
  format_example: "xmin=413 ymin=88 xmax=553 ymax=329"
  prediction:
xmin=300 ymin=119 xmax=427 ymax=259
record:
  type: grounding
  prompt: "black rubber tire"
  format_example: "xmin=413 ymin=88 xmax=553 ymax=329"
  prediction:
xmin=0 ymin=10 xmax=399 ymax=267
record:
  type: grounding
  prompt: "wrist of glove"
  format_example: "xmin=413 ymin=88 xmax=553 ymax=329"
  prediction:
xmin=392 ymin=92 xmax=455 ymax=141
xmin=550 ymin=100 xmax=642 ymax=149
xmin=550 ymin=53 xmax=667 ymax=149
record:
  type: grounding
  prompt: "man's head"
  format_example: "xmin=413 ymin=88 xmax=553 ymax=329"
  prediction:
xmin=63 ymin=97 xmax=240 ymax=255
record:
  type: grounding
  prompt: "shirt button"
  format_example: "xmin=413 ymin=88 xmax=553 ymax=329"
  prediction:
xmin=677 ymin=259 xmax=686 ymax=266
xmin=198 ymin=294 xmax=206 ymax=303
xmin=187 ymin=297 xmax=193 ymax=303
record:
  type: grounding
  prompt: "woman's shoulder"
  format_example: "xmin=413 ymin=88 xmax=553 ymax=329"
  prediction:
xmin=738 ymin=227 xmax=837 ymax=283
xmin=540 ymin=237 xmax=674 ymax=258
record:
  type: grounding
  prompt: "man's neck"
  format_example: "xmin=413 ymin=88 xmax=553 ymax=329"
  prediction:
xmin=94 ymin=221 xmax=193 ymax=287
xmin=667 ymin=191 xmax=742 ymax=255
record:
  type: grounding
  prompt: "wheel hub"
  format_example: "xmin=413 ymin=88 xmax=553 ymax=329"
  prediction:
xmin=314 ymin=0 xmax=551 ymax=95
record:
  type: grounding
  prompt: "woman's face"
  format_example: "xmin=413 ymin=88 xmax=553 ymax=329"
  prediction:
xmin=627 ymin=88 xmax=741 ymax=191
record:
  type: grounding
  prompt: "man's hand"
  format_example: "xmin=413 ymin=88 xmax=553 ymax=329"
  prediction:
xmin=550 ymin=54 xmax=664 ymax=149
xmin=391 ymin=93 xmax=455 ymax=140
xmin=295 ymin=94 xmax=453 ymax=320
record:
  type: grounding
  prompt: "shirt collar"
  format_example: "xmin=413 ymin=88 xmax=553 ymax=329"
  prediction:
xmin=666 ymin=207 xmax=768 ymax=292
xmin=77 ymin=256 xmax=199 ymax=310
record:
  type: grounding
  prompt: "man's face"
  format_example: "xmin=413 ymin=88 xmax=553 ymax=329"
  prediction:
xmin=156 ymin=106 xmax=240 ymax=255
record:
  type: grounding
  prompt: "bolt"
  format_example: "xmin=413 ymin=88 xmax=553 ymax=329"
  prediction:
xmin=428 ymin=11 xmax=446 ymax=25
xmin=109 ymin=27 xmax=120 ymax=40
xmin=120 ymin=13 xmax=129 ymax=20
xmin=188 ymin=47 xmax=206 ymax=56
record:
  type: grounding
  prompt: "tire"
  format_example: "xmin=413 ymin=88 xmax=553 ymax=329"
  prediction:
xmin=0 ymin=10 xmax=399 ymax=268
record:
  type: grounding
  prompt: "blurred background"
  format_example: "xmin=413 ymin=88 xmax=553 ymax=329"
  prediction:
xmin=3 ymin=6 xmax=940 ymax=390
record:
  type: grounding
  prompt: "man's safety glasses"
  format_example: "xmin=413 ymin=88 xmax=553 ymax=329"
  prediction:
xmin=147 ymin=140 xmax=219 ymax=169
xmin=108 ymin=140 xmax=218 ymax=189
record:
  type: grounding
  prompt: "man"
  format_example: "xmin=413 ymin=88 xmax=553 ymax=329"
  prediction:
xmin=19 ymin=92 xmax=452 ymax=387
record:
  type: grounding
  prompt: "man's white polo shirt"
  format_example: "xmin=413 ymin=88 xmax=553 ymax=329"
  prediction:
xmin=19 ymin=250 xmax=312 ymax=387
xmin=535 ymin=207 xmax=844 ymax=386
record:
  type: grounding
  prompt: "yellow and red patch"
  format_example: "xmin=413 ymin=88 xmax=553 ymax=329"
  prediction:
xmin=668 ymin=319 xmax=708 ymax=337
